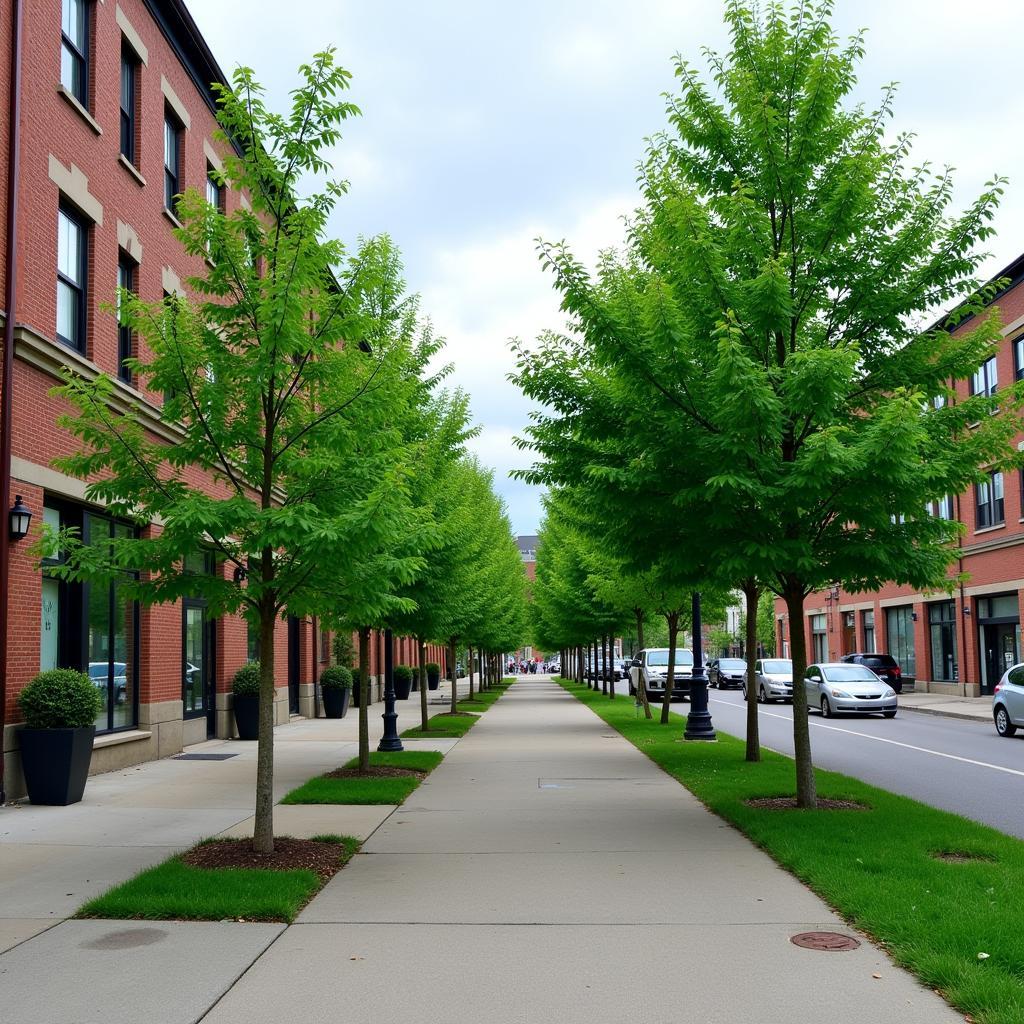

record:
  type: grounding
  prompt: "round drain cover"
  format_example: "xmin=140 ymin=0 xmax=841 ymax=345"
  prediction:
xmin=790 ymin=931 xmax=860 ymax=951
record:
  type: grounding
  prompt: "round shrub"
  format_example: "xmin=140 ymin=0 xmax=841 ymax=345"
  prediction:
xmin=394 ymin=665 xmax=413 ymax=685
xmin=17 ymin=669 xmax=102 ymax=729
xmin=232 ymin=662 xmax=261 ymax=697
xmin=425 ymin=662 xmax=440 ymax=675
xmin=320 ymin=666 xmax=352 ymax=691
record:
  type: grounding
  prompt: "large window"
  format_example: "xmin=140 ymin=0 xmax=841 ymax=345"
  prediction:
xmin=120 ymin=44 xmax=139 ymax=165
xmin=976 ymin=471 xmax=1005 ymax=529
xmin=164 ymin=110 xmax=182 ymax=211
xmin=61 ymin=0 xmax=89 ymax=105
xmin=862 ymin=610 xmax=875 ymax=653
xmin=41 ymin=504 xmax=138 ymax=733
xmin=246 ymin=619 xmax=260 ymax=663
xmin=928 ymin=602 xmax=957 ymax=682
xmin=1014 ymin=335 xmax=1024 ymax=381
xmin=117 ymin=253 xmax=136 ymax=383
xmin=57 ymin=205 xmax=87 ymax=353
xmin=885 ymin=605 xmax=916 ymax=678
xmin=971 ymin=357 xmax=998 ymax=398
xmin=205 ymin=166 xmax=223 ymax=255
xmin=810 ymin=613 xmax=827 ymax=663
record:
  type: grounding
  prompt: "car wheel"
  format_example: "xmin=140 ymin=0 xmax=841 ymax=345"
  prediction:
xmin=883 ymin=710 xmax=896 ymax=719
xmin=995 ymin=705 xmax=1017 ymax=737
xmin=820 ymin=696 xmax=832 ymax=718
xmin=757 ymin=685 xmax=767 ymax=704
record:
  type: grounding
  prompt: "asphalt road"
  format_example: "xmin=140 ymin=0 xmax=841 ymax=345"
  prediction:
xmin=604 ymin=677 xmax=1024 ymax=839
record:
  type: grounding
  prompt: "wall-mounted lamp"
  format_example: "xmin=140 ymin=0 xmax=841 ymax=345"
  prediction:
xmin=911 ymin=612 xmax=918 ymax=621
xmin=963 ymin=606 xmax=971 ymax=617
xmin=9 ymin=495 xmax=32 ymax=541
xmin=232 ymin=565 xmax=247 ymax=584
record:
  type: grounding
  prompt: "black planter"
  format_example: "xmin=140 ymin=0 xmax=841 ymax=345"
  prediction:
xmin=233 ymin=693 xmax=259 ymax=740
xmin=427 ymin=669 xmax=440 ymax=691
xmin=393 ymin=675 xmax=412 ymax=701
xmin=322 ymin=686 xmax=350 ymax=719
xmin=19 ymin=725 xmax=95 ymax=805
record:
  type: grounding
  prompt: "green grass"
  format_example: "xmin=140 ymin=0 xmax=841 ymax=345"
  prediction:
xmin=282 ymin=774 xmax=421 ymax=805
xmin=75 ymin=835 xmax=360 ymax=923
xmin=341 ymin=750 xmax=443 ymax=772
xmin=561 ymin=680 xmax=1024 ymax=1024
xmin=401 ymin=711 xmax=479 ymax=738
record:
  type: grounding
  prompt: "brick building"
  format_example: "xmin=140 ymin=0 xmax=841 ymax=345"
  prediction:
xmin=774 ymin=253 xmax=1024 ymax=697
xmin=0 ymin=0 xmax=445 ymax=798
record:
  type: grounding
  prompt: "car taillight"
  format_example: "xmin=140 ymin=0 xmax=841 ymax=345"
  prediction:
xmin=892 ymin=667 xmax=901 ymax=676
xmin=995 ymin=682 xmax=1003 ymax=694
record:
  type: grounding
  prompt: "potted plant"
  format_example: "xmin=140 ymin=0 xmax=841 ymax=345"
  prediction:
xmin=350 ymin=667 xmax=363 ymax=707
xmin=426 ymin=661 xmax=441 ymax=691
xmin=320 ymin=666 xmax=352 ymax=719
xmin=232 ymin=662 xmax=260 ymax=740
xmin=393 ymin=664 xmax=413 ymax=701
xmin=17 ymin=668 xmax=102 ymax=805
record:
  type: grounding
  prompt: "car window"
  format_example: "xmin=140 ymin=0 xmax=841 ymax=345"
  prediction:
xmin=720 ymin=659 xmax=746 ymax=671
xmin=822 ymin=665 xmax=881 ymax=682
xmin=762 ymin=660 xmax=792 ymax=674
xmin=646 ymin=649 xmax=693 ymax=667
xmin=807 ymin=667 xmax=820 ymax=680
xmin=863 ymin=655 xmax=897 ymax=668
xmin=1007 ymin=665 xmax=1024 ymax=686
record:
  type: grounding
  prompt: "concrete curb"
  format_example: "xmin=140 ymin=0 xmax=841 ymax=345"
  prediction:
xmin=899 ymin=704 xmax=993 ymax=724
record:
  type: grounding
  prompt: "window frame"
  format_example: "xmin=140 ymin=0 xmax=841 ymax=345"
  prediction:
xmin=61 ymin=0 xmax=89 ymax=106
xmin=970 ymin=356 xmax=998 ymax=398
xmin=116 ymin=252 xmax=136 ymax=384
xmin=163 ymin=109 xmax=182 ymax=212
xmin=56 ymin=203 xmax=88 ymax=354
xmin=975 ymin=471 xmax=1005 ymax=529
xmin=1013 ymin=333 xmax=1024 ymax=382
xmin=119 ymin=43 xmax=139 ymax=165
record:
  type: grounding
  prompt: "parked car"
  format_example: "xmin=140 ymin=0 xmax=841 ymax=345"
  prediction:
xmin=993 ymin=663 xmax=1024 ymax=737
xmin=804 ymin=662 xmax=897 ymax=718
xmin=840 ymin=652 xmax=904 ymax=693
xmin=743 ymin=659 xmax=793 ymax=703
xmin=707 ymin=657 xmax=747 ymax=689
xmin=89 ymin=661 xmax=128 ymax=704
xmin=628 ymin=647 xmax=694 ymax=701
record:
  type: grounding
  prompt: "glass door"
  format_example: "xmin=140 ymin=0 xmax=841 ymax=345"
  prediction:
xmin=183 ymin=600 xmax=215 ymax=736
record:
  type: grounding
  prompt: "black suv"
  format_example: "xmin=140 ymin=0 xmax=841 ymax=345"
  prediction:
xmin=840 ymin=653 xmax=903 ymax=693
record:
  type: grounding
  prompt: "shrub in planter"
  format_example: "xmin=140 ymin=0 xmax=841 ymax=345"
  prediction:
xmin=426 ymin=662 xmax=441 ymax=691
xmin=320 ymin=666 xmax=352 ymax=719
xmin=17 ymin=668 xmax=102 ymax=805
xmin=232 ymin=662 xmax=261 ymax=740
xmin=393 ymin=664 xmax=413 ymax=700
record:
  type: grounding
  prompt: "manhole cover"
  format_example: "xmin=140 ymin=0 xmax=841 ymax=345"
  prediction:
xmin=790 ymin=931 xmax=861 ymax=951
xmin=173 ymin=753 xmax=239 ymax=761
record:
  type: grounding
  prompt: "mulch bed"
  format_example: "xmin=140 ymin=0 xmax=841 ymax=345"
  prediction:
xmin=745 ymin=796 xmax=870 ymax=811
xmin=181 ymin=838 xmax=348 ymax=881
xmin=434 ymin=712 xmax=477 ymax=718
xmin=931 ymin=851 xmax=996 ymax=864
xmin=325 ymin=765 xmax=426 ymax=780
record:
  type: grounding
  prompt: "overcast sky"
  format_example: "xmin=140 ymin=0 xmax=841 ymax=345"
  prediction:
xmin=190 ymin=1 xmax=1024 ymax=535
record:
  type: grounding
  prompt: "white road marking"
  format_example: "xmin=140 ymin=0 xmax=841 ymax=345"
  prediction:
xmin=708 ymin=697 xmax=1024 ymax=779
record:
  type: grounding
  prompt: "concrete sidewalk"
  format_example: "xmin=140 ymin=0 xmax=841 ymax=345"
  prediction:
xmin=899 ymin=690 xmax=993 ymax=722
xmin=0 ymin=679 xmax=469 ymax=959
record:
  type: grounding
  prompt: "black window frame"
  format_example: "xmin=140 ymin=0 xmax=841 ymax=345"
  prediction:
xmin=56 ymin=202 xmax=88 ymax=354
xmin=116 ymin=252 xmax=136 ymax=384
xmin=1014 ymin=334 xmax=1024 ymax=382
xmin=976 ymin=471 xmax=1005 ymax=529
xmin=927 ymin=601 xmax=958 ymax=683
xmin=970 ymin=356 xmax=998 ymax=398
xmin=61 ymin=0 xmax=89 ymax=107
xmin=164 ymin=108 xmax=182 ymax=212
xmin=120 ymin=43 xmax=139 ymax=165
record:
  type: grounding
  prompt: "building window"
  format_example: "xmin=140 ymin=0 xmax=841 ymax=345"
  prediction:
xmin=246 ymin=619 xmax=260 ymax=663
xmin=976 ymin=471 xmax=1005 ymax=529
xmin=61 ymin=0 xmax=89 ymax=106
xmin=885 ymin=605 xmax=916 ymax=679
xmin=164 ymin=110 xmax=182 ymax=211
xmin=928 ymin=601 xmax=957 ymax=682
xmin=1014 ymin=335 xmax=1024 ymax=382
xmin=205 ymin=166 xmax=223 ymax=254
xmin=120 ymin=44 xmax=139 ymax=164
xmin=970 ymin=357 xmax=997 ymax=398
xmin=810 ymin=613 xmax=827 ymax=663
xmin=42 ymin=504 xmax=139 ymax=733
xmin=116 ymin=253 xmax=136 ymax=383
xmin=57 ymin=205 xmax=87 ymax=354
xmin=930 ymin=494 xmax=953 ymax=520
xmin=862 ymin=610 xmax=875 ymax=653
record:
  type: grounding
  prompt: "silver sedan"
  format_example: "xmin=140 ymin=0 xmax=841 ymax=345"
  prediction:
xmin=804 ymin=662 xmax=897 ymax=718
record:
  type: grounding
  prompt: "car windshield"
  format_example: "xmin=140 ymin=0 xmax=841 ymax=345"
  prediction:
xmin=822 ymin=665 xmax=881 ymax=682
xmin=863 ymin=655 xmax=897 ymax=668
xmin=761 ymin=660 xmax=791 ymax=674
xmin=647 ymin=649 xmax=693 ymax=667
xmin=719 ymin=659 xmax=746 ymax=671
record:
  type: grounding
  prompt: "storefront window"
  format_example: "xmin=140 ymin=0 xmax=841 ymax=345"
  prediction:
xmin=885 ymin=605 xmax=916 ymax=678
xmin=928 ymin=601 xmax=957 ymax=682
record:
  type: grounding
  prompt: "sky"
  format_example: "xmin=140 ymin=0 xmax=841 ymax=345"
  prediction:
xmin=189 ymin=1 xmax=1024 ymax=536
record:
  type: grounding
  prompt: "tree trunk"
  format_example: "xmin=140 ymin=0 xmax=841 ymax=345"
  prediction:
xmin=468 ymin=645 xmax=475 ymax=700
xmin=660 ymin=611 xmax=678 ymax=725
xmin=253 ymin=594 xmax=277 ymax=854
xmin=576 ymin=645 xmax=583 ymax=685
xmin=605 ymin=634 xmax=615 ymax=699
xmin=418 ymin=636 xmax=429 ymax=732
xmin=635 ymin=608 xmax=651 ymax=719
xmin=449 ymin=638 xmax=459 ymax=713
xmin=742 ymin=578 xmax=761 ymax=762
xmin=785 ymin=582 xmax=817 ymax=808
xmin=357 ymin=626 xmax=371 ymax=771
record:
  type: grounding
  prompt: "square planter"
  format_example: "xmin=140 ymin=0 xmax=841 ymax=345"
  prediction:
xmin=19 ymin=725 xmax=95 ymax=805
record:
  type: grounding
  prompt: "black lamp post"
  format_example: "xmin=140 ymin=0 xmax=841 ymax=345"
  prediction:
xmin=8 ymin=495 xmax=31 ymax=541
xmin=378 ymin=627 xmax=404 ymax=752
xmin=684 ymin=591 xmax=717 ymax=741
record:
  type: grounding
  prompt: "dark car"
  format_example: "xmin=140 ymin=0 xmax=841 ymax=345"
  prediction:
xmin=707 ymin=657 xmax=747 ymax=689
xmin=840 ymin=652 xmax=903 ymax=693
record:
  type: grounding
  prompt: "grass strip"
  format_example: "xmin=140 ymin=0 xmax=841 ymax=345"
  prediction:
xmin=560 ymin=679 xmax=1024 ymax=1024
xmin=282 ymin=774 xmax=420 ymax=805
xmin=342 ymin=750 xmax=443 ymax=772
xmin=75 ymin=835 xmax=360 ymax=923
xmin=402 ymin=711 xmax=479 ymax=738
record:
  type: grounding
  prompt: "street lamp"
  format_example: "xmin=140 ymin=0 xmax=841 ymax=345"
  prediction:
xmin=8 ymin=495 xmax=31 ymax=541
xmin=684 ymin=591 xmax=717 ymax=741
xmin=377 ymin=627 xmax=404 ymax=752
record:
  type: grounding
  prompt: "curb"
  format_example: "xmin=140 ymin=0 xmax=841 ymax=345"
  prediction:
xmin=899 ymin=704 xmax=992 ymax=724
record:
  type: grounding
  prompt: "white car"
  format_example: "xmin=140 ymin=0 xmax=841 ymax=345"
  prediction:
xmin=804 ymin=662 xmax=897 ymax=718
xmin=993 ymin=663 xmax=1024 ymax=737
xmin=629 ymin=647 xmax=694 ymax=701
xmin=743 ymin=658 xmax=794 ymax=703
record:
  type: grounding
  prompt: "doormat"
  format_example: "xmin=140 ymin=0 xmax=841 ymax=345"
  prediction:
xmin=172 ymin=753 xmax=239 ymax=761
